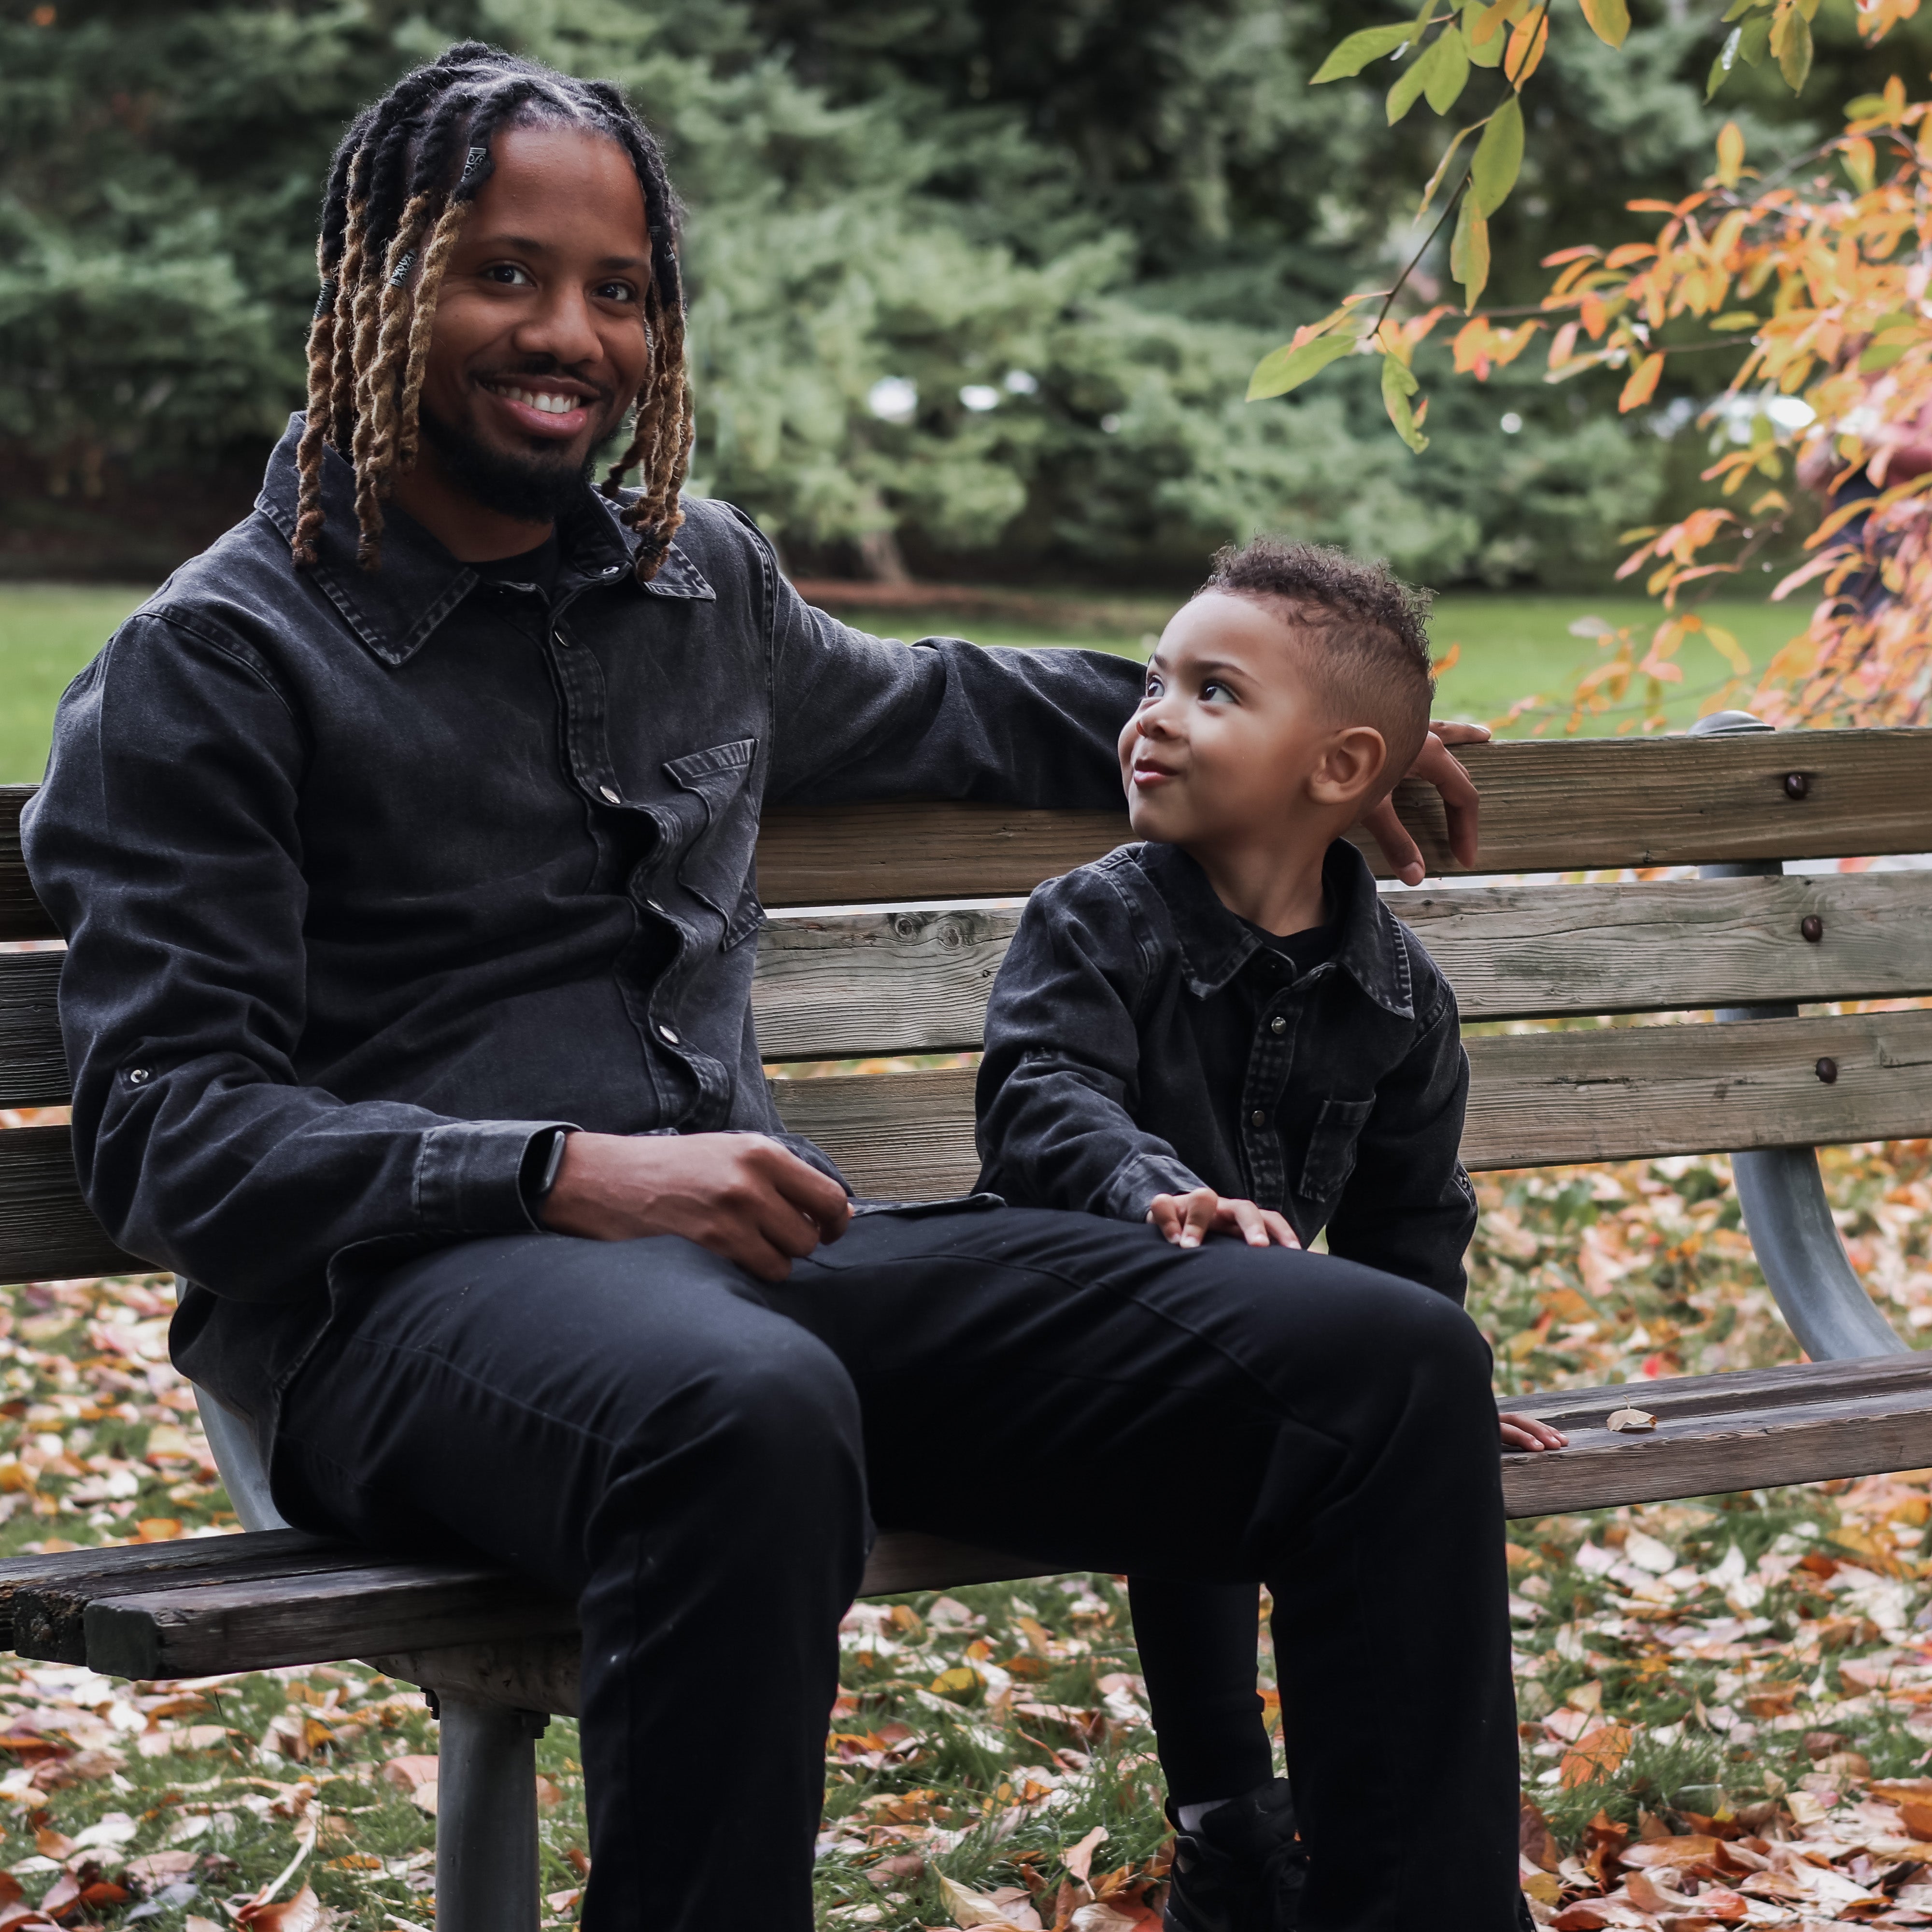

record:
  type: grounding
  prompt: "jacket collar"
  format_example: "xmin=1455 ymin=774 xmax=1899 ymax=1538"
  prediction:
xmin=1138 ymin=837 xmax=1413 ymax=1018
xmin=253 ymin=413 xmax=714 ymax=668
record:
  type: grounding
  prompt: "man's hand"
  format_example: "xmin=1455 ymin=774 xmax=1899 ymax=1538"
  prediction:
xmin=1148 ymin=1188 xmax=1301 ymax=1251
xmin=1500 ymin=1411 xmax=1568 ymax=1453
xmin=541 ymin=1131 xmax=852 ymax=1282
xmin=1360 ymin=720 xmax=1490 ymax=887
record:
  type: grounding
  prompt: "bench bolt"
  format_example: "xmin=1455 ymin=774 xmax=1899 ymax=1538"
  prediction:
xmin=1801 ymin=915 xmax=1824 ymax=942
xmin=1816 ymin=1056 xmax=1838 ymax=1084
xmin=1784 ymin=771 xmax=1810 ymax=799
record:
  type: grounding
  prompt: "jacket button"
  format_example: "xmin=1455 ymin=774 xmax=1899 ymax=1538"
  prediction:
xmin=1269 ymin=1016 xmax=1286 ymax=1035
xmin=659 ymin=1023 xmax=680 ymax=1044
xmin=599 ymin=785 xmax=621 ymax=804
xmin=1250 ymin=1108 xmax=1266 ymax=1128
xmin=127 ymin=1067 xmax=151 ymax=1086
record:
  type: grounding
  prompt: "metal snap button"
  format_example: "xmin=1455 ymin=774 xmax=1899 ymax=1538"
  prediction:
xmin=1250 ymin=1108 xmax=1267 ymax=1127
xmin=659 ymin=1023 xmax=680 ymax=1045
xmin=599 ymin=785 xmax=620 ymax=804
xmin=127 ymin=1067 xmax=151 ymax=1086
xmin=1269 ymin=1015 xmax=1287 ymax=1035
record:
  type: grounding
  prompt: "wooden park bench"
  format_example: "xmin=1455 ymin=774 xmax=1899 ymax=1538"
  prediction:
xmin=1 ymin=710 xmax=1932 ymax=1927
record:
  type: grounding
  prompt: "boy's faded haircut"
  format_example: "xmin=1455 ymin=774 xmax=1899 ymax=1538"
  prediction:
xmin=1201 ymin=538 xmax=1435 ymax=796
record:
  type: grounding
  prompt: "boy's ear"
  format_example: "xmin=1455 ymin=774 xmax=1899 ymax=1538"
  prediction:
xmin=1307 ymin=725 xmax=1388 ymax=810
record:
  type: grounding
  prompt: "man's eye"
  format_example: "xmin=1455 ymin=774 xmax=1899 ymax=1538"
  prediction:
xmin=596 ymin=281 xmax=639 ymax=303
xmin=483 ymin=263 xmax=534 ymax=287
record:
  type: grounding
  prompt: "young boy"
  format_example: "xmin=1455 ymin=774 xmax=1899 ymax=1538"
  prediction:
xmin=974 ymin=540 xmax=1562 ymax=1932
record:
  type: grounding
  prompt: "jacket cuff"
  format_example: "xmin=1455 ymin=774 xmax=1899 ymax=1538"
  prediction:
xmin=414 ymin=1120 xmax=578 ymax=1234
xmin=1103 ymin=1151 xmax=1209 ymax=1224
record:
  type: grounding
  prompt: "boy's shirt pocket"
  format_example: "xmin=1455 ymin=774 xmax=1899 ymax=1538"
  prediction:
xmin=1296 ymin=1096 xmax=1378 ymax=1201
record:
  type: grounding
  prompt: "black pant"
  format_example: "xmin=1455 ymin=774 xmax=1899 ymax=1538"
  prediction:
xmin=271 ymin=1206 xmax=1519 ymax=1932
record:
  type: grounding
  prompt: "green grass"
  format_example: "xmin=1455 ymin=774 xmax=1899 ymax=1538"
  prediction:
xmin=927 ymin=595 xmax=1806 ymax=738
xmin=0 ymin=582 xmax=1813 ymax=785
xmin=0 ymin=584 xmax=149 ymax=782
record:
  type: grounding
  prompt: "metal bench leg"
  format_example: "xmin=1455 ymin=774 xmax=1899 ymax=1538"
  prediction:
xmin=1691 ymin=710 xmax=1911 ymax=1364
xmin=432 ymin=1687 xmax=546 ymax=1931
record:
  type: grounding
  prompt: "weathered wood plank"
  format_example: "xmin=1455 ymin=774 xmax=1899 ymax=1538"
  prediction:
xmin=770 ymin=1009 xmax=1932 ymax=1194
xmin=12 ymin=1535 xmax=365 ymax=1664
xmin=2 ymin=733 xmax=1928 ymax=934
xmin=0 ymin=951 xmax=68 ymax=1106
xmin=751 ymin=872 xmax=1932 ymax=1058
xmin=0 ymin=1127 xmax=145 ymax=1284
xmin=83 ymin=1560 xmax=578 ymax=1680
xmin=0 ymin=1529 xmax=342 ymax=1650
xmin=753 ymin=730 xmax=1932 ymax=903
xmin=1462 ymin=1008 xmax=1932 ymax=1169
xmin=1500 ymin=1357 xmax=1932 ymax=1517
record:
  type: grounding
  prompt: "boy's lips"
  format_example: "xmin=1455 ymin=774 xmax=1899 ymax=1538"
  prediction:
xmin=1131 ymin=760 xmax=1179 ymax=788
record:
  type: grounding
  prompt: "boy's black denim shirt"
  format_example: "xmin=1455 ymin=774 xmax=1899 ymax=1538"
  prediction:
xmin=974 ymin=838 xmax=1477 ymax=1301
xmin=21 ymin=416 xmax=1147 ymax=1435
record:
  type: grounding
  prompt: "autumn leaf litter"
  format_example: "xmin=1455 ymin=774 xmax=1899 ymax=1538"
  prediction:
xmin=0 ymin=1143 xmax=1927 ymax=1924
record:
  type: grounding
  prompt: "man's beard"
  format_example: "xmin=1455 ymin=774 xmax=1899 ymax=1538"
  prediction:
xmin=419 ymin=399 xmax=599 ymax=525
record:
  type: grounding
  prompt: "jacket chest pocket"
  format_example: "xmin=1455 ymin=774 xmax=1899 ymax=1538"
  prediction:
xmin=663 ymin=738 xmax=762 ymax=947
xmin=1296 ymin=1096 xmax=1376 ymax=1200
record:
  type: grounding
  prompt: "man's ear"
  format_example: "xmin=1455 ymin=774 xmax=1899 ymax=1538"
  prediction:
xmin=1307 ymin=725 xmax=1388 ymax=810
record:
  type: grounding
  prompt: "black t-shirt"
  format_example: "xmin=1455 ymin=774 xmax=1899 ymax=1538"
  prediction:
xmin=470 ymin=531 xmax=562 ymax=599
xmin=1242 ymin=914 xmax=1340 ymax=982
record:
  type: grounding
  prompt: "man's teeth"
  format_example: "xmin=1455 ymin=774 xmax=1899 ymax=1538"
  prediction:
xmin=493 ymin=385 xmax=579 ymax=415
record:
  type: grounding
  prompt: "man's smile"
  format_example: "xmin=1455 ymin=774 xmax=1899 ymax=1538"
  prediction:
xmin=476 ymin=374 xmax=603 ymax=440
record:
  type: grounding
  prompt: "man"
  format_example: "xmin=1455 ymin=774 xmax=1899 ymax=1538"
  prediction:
xmin=24 ymin=44 xmax=1520 ymax=1932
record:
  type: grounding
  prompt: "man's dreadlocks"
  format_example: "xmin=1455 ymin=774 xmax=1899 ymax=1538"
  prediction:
xmin=292 ymin=43 xmax=692 ymax=579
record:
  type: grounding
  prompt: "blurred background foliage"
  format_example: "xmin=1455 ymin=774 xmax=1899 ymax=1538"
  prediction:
xmin=5 ymin=0 xmax=1932 ymax=589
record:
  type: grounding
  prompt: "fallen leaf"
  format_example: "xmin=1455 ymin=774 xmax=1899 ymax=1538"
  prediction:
xmin=122 ymin=1849 xmax=199 ymax=1890
xmin=1560 ymin=1723 xmax=1634 ymax=1788
xmin=939 ymin=1874 xmax=1041 ymax=1930
xmin=234 ymin=1885 xmax=324 ymax=1932
xmin=1064 ymin=1826 xmax=1109 ymax=1884
xmin=381 ymin=1755 xmax=439 ymax=1816
xmin=1605 ymin=1407 xmax=1656 ymax=1433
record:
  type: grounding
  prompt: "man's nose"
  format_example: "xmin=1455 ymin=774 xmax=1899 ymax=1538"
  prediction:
xmin=512 ymin=283 xmax=603 ymax=369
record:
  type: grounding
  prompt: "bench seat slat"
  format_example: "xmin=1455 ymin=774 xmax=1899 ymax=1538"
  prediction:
xmin=1 ymin=1359 xmax=1922 ymax=1698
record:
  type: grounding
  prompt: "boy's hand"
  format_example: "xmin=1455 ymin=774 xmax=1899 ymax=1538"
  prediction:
xmin=1500 ymin=1411 xmax=1568 ymax=1453
xmin=1148 ymin=1189 xmax=1301 ymax=1250
xmin=1361 ymin=720 xmax=1490 ymax=887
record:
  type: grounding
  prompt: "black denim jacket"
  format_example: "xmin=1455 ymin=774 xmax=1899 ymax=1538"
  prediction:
xmin=21 ymin=417 xmax=1145 ymax=1426
xmin=974 ymin=838 xmax=1477 ymax=1300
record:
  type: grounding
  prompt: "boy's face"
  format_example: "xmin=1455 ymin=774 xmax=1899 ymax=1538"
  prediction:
xmin=1118 ymin=591 xmax=1386 ymax=851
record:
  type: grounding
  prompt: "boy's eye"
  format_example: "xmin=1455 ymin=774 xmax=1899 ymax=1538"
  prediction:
xmin=1141 ymin=676 xmax=1165 ymax=702
xmin=1201 ymin=680 xmax=1234 ymax=703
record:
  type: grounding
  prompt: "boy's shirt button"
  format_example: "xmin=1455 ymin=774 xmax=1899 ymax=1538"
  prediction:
xmin=1269 ymin=1016 xmax=1287 ymax=1035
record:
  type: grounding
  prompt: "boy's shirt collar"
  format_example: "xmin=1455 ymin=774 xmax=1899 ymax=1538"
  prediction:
xmin=1136 ymin=837 xmax=1414 ymax=1019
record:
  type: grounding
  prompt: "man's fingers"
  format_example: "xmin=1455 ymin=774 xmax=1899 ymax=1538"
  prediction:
xmin=1499 ymin=1412 xmax=1568 ymax=1452
xmin=1499 ymin=1421 xmax=1548 ymax=1452
xmin=1359 ymin=795 xmax=1425 ymax=887
xmin=1428 ymin=719 xmax=1492 ymax=746
xmin=1148 ymin=1196 xmax=1183 ymax=1243
xmin=1410 ymin=731 xmax=1482 ymax=870
xmin=760 ymin=1143 xmax=855 ymax=1240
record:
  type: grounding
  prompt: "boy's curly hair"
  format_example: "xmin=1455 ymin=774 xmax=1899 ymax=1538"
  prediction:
xmin=1201 ymin=538 xmax=1435 ymax=788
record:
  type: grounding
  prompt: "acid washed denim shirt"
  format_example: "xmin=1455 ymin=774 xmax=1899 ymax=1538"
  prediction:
xmin=21 ymin=416 xmax=1147 ymax=1434
xmin=974 ymin=837 xmax=1477 ymax=1301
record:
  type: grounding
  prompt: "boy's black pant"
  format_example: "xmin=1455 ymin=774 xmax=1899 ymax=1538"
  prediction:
xmin=270 ymin=1205 xmax=1520 ymax=1932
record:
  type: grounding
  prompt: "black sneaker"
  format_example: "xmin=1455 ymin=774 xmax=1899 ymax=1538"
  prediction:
xmin=1163 ymin=1779 xmax=1308 ymax=1932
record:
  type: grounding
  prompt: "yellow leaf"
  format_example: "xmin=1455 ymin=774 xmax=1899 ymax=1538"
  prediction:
xmin=1705 ymin=624 xmax=1751 ymax=673
xmin=1504 ymin=9 xmax=1548 ymax=83
xmin=1381 ymin=352 xmax=1429 ymax=453
xmin=1715 ymin=120 xmax=1745 ymax=186
xmin=1618 ymin=351 xmax=1664 ymax=412
xmin=929 ymin=1665 xmax=983 ymax=1699
xmin=1578 ymin=0 xmax=1631 ymax=47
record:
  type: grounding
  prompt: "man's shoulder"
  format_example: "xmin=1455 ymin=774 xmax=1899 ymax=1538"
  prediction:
xmin=102 ymin=511 xmax=311 ymax=676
